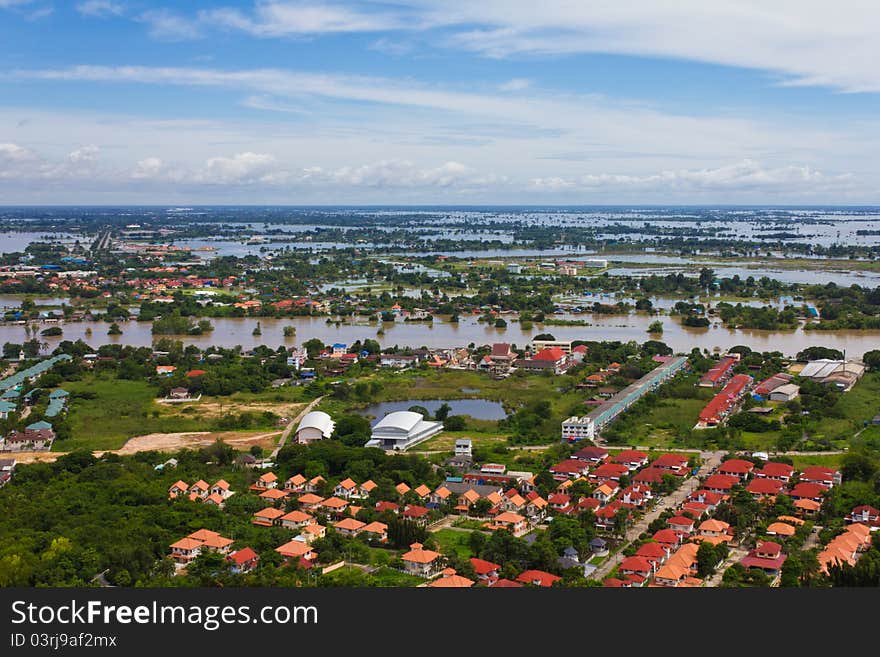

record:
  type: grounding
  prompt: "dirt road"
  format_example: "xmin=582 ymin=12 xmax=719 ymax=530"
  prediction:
xmin=7 ymin=429 xmax=283 ymax=464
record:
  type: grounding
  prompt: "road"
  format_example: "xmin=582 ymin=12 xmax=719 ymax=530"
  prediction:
xmin=703 ymin=545 xmax=749 ymax=587
xmin=270 ymin=395 xmax=325 ymax=459
xmin=589 ymin=450 xmax=724 ymax=581
xmin=91 ymin=229 xmax=112 ymax=253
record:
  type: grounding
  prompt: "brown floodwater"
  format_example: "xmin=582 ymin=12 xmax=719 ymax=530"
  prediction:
xmin=2 ymin=313 xmax=879 ymax=359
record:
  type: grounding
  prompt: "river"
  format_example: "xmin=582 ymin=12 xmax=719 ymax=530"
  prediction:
xmin=2 ymin=313 xmax=877 ymax=358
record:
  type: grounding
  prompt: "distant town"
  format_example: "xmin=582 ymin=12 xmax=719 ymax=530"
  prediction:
xmin=0 ymin=207 xmax=878 ymax=588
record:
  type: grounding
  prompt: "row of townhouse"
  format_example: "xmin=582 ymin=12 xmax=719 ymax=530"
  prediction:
xmin=168 ymin=479 xmax=235 ymax=508
xmin=818 ymin=515 xmax=875 ymax=574
xmin=611 ymin=457 xmax=850 ymax=587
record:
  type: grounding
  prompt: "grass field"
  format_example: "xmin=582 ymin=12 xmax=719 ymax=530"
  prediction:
xmin=55 ymin=375 xmax=304 ymax=451
xmin=789 ymin=454 xmax=845 ymax=470
xmin=368 ymin=567 xmax=425 ymax=587
xmin=432 ymin=528 xmax=475 ymax=559
xmin=418 ymin=429 xmax=510 ymax=452
xmin=318 ymin=368 xmax=582 ymax=420
xmin=58 ymin=378 xmax=204 ymax=451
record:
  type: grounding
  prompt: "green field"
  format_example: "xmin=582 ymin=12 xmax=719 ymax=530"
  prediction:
xmin=368 ymin=567 xmax=425 ymax=587
xmin=418 ymin=429 xmax=510 ymax=452
xmin=432 ymin=528 xmax=476 ymax=559
xmin=57 ymin=377 xmax=204 ymax=451
xmin=318 ymin=368 xmax=582 ymax=419
xmin=55 ymin=374 xmax=302 ymax=451
xmin=789 ymin=454 xmax=845 ymax=470
xmin=810 ymin=372 xmax=880 ymax=444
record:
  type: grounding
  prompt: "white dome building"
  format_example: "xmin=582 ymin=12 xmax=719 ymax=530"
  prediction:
xmin=294 ymin=411 xmax=336 ymax=445
xmin=366 ymin=410 xmax=443 ymax=451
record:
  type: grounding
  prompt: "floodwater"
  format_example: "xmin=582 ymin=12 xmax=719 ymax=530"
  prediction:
xmin=2 ymin=313 xmax=878 ymax=359
xmin=0 ymin=295 xmax=70 ymax=308
xmin=355 ymin=399 xmax=507 ymax=424
xmin=0 ymin=231 xmax=83 ymax=254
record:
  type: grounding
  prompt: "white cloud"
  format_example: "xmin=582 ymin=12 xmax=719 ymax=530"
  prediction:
xmin=531 ymin=160 xmax=854 ymax=194
xmin=498 ymin=78 xmax=531 ymax=92
xmin=137 ymin=9 xmax=201 ymax=41
xmin=131 ymin=1 xmax=880 ymax=94
xmin=76 ymin=1 xmax=125 ymax=17
xmin=198 ymin=152 xmax=277 ymax=184
xmin=0 ymin=0 xmax=35 ymax=7
xmin=368 ymin=38 xmax=414 ymax=56
xmin=200 ymin=2 xmax=404 ymax=37
xmin=131 ymin=157 xmax=165 ymax=179
xmin=305 ymin=159 xmax=473 ymax=187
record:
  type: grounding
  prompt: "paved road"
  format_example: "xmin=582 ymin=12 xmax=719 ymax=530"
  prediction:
xmin=597 ymin=443 xmax=847 ymax=458
xmin=703 ymin=545 xmax=749 ymax=587
xmin=589 ymin=451 xmax=724 ymax=581
xmin=270 ymin=395 xmax=325 ymax=459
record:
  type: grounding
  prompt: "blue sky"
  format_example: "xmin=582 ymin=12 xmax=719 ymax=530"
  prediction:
xmin=1 ymin=0 xmax=879 ymax=204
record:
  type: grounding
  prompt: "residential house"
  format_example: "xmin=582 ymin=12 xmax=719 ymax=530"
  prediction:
xmin=375 ymin=500 xmax=400 ymax=514
xmin=651 ymin=453 xmax=690 ymax=475
xmin=667 ymin=516 xmax=696 ymax=535
xmin=572 ymin=445 xmax=609 ymax=464
xmin=227 ymin=548 xmax=259 ymax=574
xmin=789 ymin=482 xmax=828 ymax=504
xmin=717 ymin=459 xmax=755 ymax=481
xmin=304 ymin=475 xmax=326 ymax=493
xmin=168 ymin=480 xmax=189 ymax=499
xmin=401 ymin=543 xmax=444 ymax=577
xmin=800 ymin=466 xmax=842 ymax=488
xmin=619 ymin=556 xmax=654 ymax=584
xmin=590 ymin=463 xmax=630 ymax=482
xmin=188 ymin=480 xmax=209 ymax=500
xmin=297 ymin=493 xmax=325 ymax=512
xmin=210 ymin=480 xmax=232 ymax=499
xmin=593 ymin=482 xmax=619 ymax=504
xmin=259 ymin=488 xmax=288 ymax=505
xmin=549 ymin=459 xmax=591 ymax=479
xmin=697 ymin=519 xmax=733 ymax=544
xmin=740 ymin=541 xmax=787 ymax=575
xmin=515 ymin=570 xmax=561 ymax=587
xmin=846 ymin=505 xmax=880 ymax=528
xmin=361 ymin=521 xmax=388 ymax=542
xmin=284 ymin=474 xmax=307 ymax=493
xmin=334 ymin=477 xmax=358 ymax=499
xmin=321 ymin=496 xmax=349 ymax=515
xmin=252 ymin=507 xmax=285 ymax=527
xmin=250 ymin=472 xmax=278 ymax=491
xmin=486 ymin=511 xmax=529 ymax=537
xmin=275 ymin=540 xmax=317 ymax=563
xmin=746 ymin=478 xmax=785 ymax=498
xmin=611 ymin=450 xmax=649 ymax=471
xmin=300 ymin=524 xmax=326 ymax=544
xmin=703 ymin=474 xmax=740 ymax=494
xmin=358 ymin=480 xmax=378 ymax=499
xmin=334 ymin=517 xmax=366 ymax=537
xmin=279 ymin=510 xmax=315 ymax=530
xmin=402 ymin=505 xmax=431 ymax=524
xmin=754 ymin=462 xmax=795 ymax=482
xmin=470 ymin=558 xmax=501 ymax=584
xmin=427 ymin=568 xmax=475 ymax=588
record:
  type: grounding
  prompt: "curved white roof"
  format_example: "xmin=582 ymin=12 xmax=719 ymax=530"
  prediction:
xmin=296 ymin=411 xmax=335 ymax=438
xmin=373 ymin=410 xmax=424 ymax=432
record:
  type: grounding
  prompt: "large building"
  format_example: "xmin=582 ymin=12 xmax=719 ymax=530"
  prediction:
xmin=294 ymin=411 xmax=336 ymax=444
xmin=365 ymin=411 xmax=444 ymax=451
xmin=798 ymin=359 xmax=865 ymax=392
xmin=697 ymin=374 xmax=753 ymax=428
xmin=561 ymin=416 xmax=593 ymax=443
xmin=562 ymin=356 xmax=689 ymax=440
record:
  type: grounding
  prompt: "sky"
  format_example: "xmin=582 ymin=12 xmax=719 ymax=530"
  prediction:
xmin=1 ymin=0 xmax=879 ymax=205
